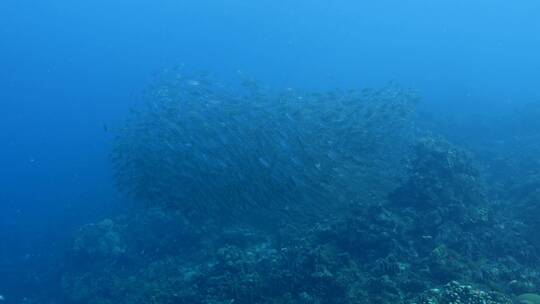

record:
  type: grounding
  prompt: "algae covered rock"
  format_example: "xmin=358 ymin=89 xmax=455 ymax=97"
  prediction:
xmin=73 ymin=218 xmax=126 ymax=260
xmin=390 ymin=136 xmax=490 ymax=234
xmin=392 ymin=136 xmax=487 ymax=210
xmin=411 ymin=281 xmax=512 ymax=304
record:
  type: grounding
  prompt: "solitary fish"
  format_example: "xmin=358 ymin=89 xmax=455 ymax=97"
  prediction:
xmin=0 ymin=294 xmax=5 ymax=301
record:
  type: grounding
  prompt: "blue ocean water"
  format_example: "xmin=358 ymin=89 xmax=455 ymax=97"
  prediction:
xmin=1 ymin=1 xmax=540 ymax=303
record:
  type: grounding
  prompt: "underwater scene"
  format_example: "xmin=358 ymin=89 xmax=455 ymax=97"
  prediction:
xmin=2 ymin=1 xmax=540 ymax=303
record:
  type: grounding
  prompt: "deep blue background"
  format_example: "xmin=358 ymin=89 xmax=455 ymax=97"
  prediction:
xmin=0 ymin=0 xmax=539 ymax=300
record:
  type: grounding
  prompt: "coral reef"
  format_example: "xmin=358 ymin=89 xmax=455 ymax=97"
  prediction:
xmin=60 ymin=76 xmax=540 ymax=303
xmin=61 ymin=159 xmax=540 ymax=303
